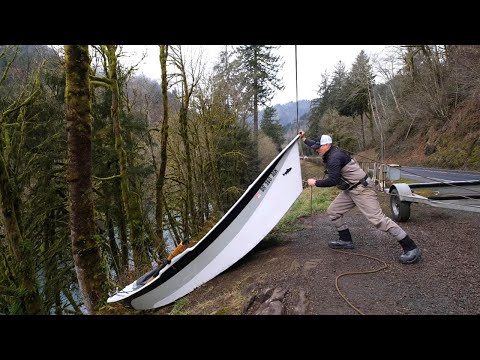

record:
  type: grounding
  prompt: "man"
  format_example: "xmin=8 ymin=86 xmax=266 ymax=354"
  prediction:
xmin=298 ymin=130 xmax=422 ymax=264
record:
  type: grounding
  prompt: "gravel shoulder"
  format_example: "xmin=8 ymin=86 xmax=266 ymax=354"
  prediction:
xmin=153 ymin=193 xmax=480 ymax=315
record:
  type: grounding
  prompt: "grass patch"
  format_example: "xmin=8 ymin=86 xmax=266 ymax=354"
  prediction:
xmin=169 ymin=298 xmax=189 ymax=315
xmin=188 ymin=288 xmax=247 ymax=315
xmin=386 ymin=178 xmax=417 ymax=186
xmin=261 ymin=232 xmax=284 ymax=245
xmin=412 ymin=189 xmax=435 ymax=197
xmin=211 ymin=307 xmax=231 ymax=315
xmin=275 ymin=186 xmax=339 ymax=232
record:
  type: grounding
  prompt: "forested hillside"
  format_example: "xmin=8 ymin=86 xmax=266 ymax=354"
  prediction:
xmin=305 ymin=46 xmax=480 ymax=170
xmin=0 ymin=45 xmax=478 ymax=315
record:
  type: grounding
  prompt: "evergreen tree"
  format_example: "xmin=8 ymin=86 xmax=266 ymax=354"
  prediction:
xmin=330 ymin=61 xmax=349 ymax=110
xmin=235 ymin=46 xmax=284 ymax=151
xmin=336 ymin=51 xmax=375 ymax=149
xmin=260 ymin=106 xmax=284 ymax=152
xmin=308 ymin=71 xmax=330 ymax=137
xmin=212 ymin=46 xmax=250 ymax=123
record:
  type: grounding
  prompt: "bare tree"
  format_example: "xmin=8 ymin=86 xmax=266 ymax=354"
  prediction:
xmin=90 ymin=45 xmax=147 ymax=268
xmin=169 ymin=46 xmax=203 ymax=239
xmin=155 ymin=45 xmax=170 ymax=258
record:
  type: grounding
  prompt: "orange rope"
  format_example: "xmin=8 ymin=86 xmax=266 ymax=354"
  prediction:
xmin=330 ymin=249 xmax=388 ymax=315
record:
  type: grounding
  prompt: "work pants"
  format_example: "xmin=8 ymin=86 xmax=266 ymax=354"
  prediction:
xmin=327 ymin=181 xmax=407 ymax=241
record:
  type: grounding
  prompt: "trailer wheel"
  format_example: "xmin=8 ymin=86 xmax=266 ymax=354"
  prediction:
xmin=390 ymin=188 xmax=411 ymax=222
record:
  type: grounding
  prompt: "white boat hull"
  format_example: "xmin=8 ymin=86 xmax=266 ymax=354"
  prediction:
xmin=107 ymin=135 xmax=303 ymax=310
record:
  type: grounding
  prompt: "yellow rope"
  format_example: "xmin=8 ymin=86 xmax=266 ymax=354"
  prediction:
xmin=310 ymin=186 xmax=313 ymax=215
xmin=330 ymin=249 xmax=388 ymax=315
xmin=307 ymin=180 xmax=388 ymax=315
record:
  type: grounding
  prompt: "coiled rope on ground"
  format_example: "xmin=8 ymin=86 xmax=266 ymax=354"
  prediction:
xmin=330 ymin=249 xmax=388 ymax=315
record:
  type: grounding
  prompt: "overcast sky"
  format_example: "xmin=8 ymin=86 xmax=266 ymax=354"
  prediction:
xmin=123 ymin=45 xmax=387 ymax=105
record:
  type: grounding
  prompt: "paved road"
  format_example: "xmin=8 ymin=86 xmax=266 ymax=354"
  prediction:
xmin=400 ymin=166 xmax=480 ymax=183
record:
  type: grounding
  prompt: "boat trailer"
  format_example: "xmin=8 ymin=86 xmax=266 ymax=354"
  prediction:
xmin=389 ymin=180 xmax=480 ymax=222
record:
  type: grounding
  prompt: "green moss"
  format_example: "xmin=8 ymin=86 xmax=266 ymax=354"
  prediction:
xmin=212 ymin=307 xmax=231 ymax=315
xmin=465 ymin=145 xmax=480 ymax=169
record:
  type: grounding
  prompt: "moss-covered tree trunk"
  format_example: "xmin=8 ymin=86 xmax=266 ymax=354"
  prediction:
xmin=65 ymin=45 xmax=107 ymax=314
xmin=113 ymin=178 xmax=129 ymax=269
xmin=106 ymin=207 xmax=120 ymax=279
xmin=203 ymin=117 xmax=221 ymax=212
xmin=253 ymin=87 xmax=258 ymax=145
xmin=163 ymin=196 xmax=182 ymax=246
xmin=104 ymin=45 xmax=146 ymax=268
xmin=155 ymin=45 xmax=169 ymax=258
xmin=179 ymin=104 xmax=196 ymax=239
xmin=252 ymin=48 xmax=259 ymax=150
xmin=190 ymin=123 xmax=208 ymax=226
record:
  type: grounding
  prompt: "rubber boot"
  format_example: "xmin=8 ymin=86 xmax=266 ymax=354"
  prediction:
xmin=398 ymin=235 xmax=422 ymax=264
xmin=328 ymin=229 xmax=354 ymax=249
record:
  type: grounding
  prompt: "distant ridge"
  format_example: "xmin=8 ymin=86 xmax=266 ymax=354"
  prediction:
xmin=248 ymin=100 xmax=311 ymax=126
xmin=271 ymin=100 xmax=311 ymax=126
